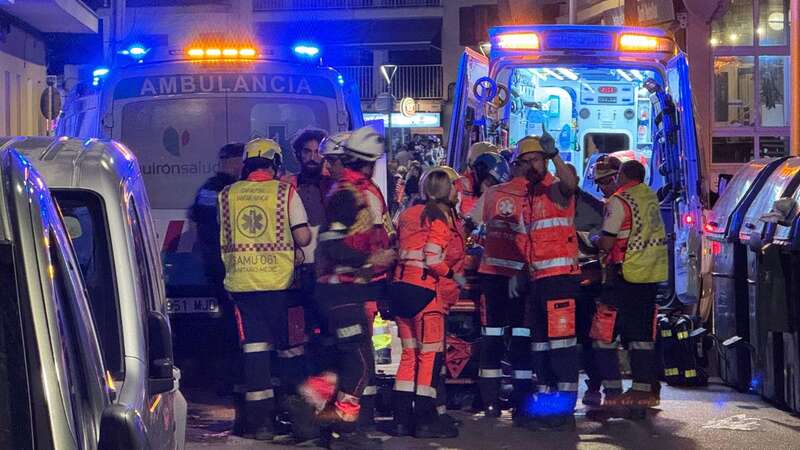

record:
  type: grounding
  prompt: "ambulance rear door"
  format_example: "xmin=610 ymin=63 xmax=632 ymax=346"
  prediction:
xmin=447 ymin=48 xmax=488 ymax=171
xmin=665 ymin=52 xmax=705 ymax=304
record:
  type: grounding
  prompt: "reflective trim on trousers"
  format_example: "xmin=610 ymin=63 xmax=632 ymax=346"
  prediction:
xmin=426 ymin=254 xmax=445 ymax=265
xmin=479 ymin=368 xmax=504 ymax=378
xmin=484 ymin=257 xmax=525 ymax=270
xmin=512 ymin=327 xmax=531 ymax=337
xmin=482 ymin=326 xmax=505 ymax=337
xmin=394 ymin=380 xmax=415 ymax=393
xmin=531 ymin=341 xmax=551 ymax=352
xmin=245 ymin=389 xmax=275 ymax=402
xmin=550 ymin=337 xmax=577 ymax=349
xmin=424 ymin=243 xmax=444 ymax=254
xmin=536 ymin=385 xmax=550 ymax=393
xmin=529 ymin=217 xmax=573 ymax=231
xmin=337 ymin=324 xmax=364 ymax=339
xmin=400 ymin=250 xmax=424 ymax=260
xmin=277 ymin=345 xmax=305 ymax=358
xmin=602 ymin=380 xmax=623 ymax=390
xmin=531 ymin=257 xmax=578 ymax=271
xmin=593 ymin=340 xmax=619 ymax=349
xmin=242 ymin=342 xmax=272 ymax=353
xmin=416 ymin=385 xmax=437 ymax=398
xmin=629 ymin=341 xmax=655 ymax=350
xmin=557 ymin=382 xmax=579 ymax=392
xmin=632 ymin=382 xmax=652 ymax=392
xmin=513 ymin=370 xmax=533 ymax=380
xmin=401 ymin=338 xmax=418 ymax=349
xmin=362 ymin=385 xmax=378 ymax=396
xmin=420 ymin=342 xmax=444 ymax=352
xmin=440 ymin=365 xmax=447 ymax=375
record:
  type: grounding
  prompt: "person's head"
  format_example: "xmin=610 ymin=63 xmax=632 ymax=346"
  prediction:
xmin=218 ymin=143 xmax=244 ymax=178
xmin=420 ymin=166 xmax=459 ymax=223
xmin=472 ymin=152 xmax=510 ymax=194
xmin=241 ymin=138 xmax=282 ymax=179
xmin=467 ymin=141 xmax=499 ymax=167
xmin=593 ymin=156 xmax=621 ymax=198
xmin=514 ymin=136 xmax=548 ymax=184
xmin=343 ymin=126 xmax=385 ymax=177
xmin=320 ymin=131 xmax=351 ymax=180
xmin=618 ymin=160 xmax=646 ymax=186
xmin=291 ymin=128 xmax=327 ymax=177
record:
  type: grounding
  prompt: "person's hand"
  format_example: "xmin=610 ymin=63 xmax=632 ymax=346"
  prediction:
xmin=508 ymin=272 xmax=528 ymax=299
xmin=453 ymin=273 xmax=467 ymax=289
xmin=367 ymin=249 xmax=397 ymax=268
xmin=540 ymin=131 xmax=558 ymax=159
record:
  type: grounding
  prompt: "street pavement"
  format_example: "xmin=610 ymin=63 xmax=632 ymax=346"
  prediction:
xmin=185 ymin=379 xmax=800 ymax=450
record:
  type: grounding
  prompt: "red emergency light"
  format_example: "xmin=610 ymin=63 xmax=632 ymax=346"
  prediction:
xmin=598 ymin=86 xmax=617 ymax=94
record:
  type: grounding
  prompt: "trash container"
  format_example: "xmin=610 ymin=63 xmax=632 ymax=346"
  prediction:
xmin=739 ymin=157 xmax=800 ymax=396
xmin=705 ymin=158 xmax=784 ymax=391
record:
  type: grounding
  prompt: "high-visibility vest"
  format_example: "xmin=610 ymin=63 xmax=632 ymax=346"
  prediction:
xmin=438 ymin=213 xmax=466 ymax=309
xmin=219 ymin=179 xmax=295 ymax=292
xmin=526 ymin=173 xmax=579 ymax=280
xmin=394 ymin=204 xmax=452 ymax=291
xmin=479 ymin=177 xmax=529 ymax=277
xmin=613 ymin=182 xmax=668 ymax=284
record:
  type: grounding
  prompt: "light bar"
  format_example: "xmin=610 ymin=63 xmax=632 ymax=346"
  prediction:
xmin=186 ymin=46 xmax=259 ymax=60
xmin=619 ymin=33 xmax=673 ymax=53
xmin=496 ymin=33 xmax=540 ymax=50
xmin=293 ymin=44 xmax=320 ymax=57
xmin=92 ymin=67 xmax=110 ymax=77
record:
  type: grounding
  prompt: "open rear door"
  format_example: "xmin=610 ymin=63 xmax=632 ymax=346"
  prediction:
xmin=447 ymin=48 xmax=488 ymax=172
xmin=666 ymin=52 xmax=705 ymax=305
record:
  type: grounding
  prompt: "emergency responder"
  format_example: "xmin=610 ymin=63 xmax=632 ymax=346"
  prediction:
xmin=299 ymin=126 xmax=395 ymax=450
xmin=456 ymin=141 xmax=499 ymax=219
xmin=389 ymin=167 xmax=465 ymax=439
xmin=189 ymin=142 xmax=244 ymax=429
xmin=321 ymin=131 xmax=351 ymax=181
xmin=466 ymin=150 xmax=530 ymax=419
xmin=511 ymin=131 xmax=581 ymax=431
xmin=594 ymin=156 xmax=622 ymax=199
xmin=591 ymin=160 xmax=668 ymax=412
xmin=219 ymin=138 xmax=312 ymax=441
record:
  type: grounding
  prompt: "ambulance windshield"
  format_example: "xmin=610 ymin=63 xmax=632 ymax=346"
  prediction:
xmin=503 ymin=66 xmax=660 ymax=175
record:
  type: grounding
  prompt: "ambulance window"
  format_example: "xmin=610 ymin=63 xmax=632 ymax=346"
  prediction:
xmin=584 ymin=133 xmax=629 ymax=157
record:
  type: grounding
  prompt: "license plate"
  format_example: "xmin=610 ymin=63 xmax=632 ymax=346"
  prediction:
xmin=167 ymin=297 xmax=220 ymax=314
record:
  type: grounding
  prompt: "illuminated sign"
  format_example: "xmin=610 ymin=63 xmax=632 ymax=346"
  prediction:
xmin=363 ymin=112 xmax=440 ymax=128
xmin=400 ymin=97 xmax=416 ymax=118
xmin=543 ymin=32 xmax=614 ymax=51
xmin=113 ymin=74 xmax=337 ymax=99
xmin=598 ymin=86 xmax=617 ymax=94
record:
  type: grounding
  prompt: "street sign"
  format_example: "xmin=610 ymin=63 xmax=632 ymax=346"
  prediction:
xmin=374 ymin=92 xmax=395 ymax=113
xmin=39 ymin=86 xmax=61 ymax=120
xmin=400 ymin=97 xmax=416 ymax=117
xmin=380 ymin=65 xmax=398 ymax=85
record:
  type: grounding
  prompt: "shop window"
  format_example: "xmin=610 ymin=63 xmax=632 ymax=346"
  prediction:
xmin=712 ymin=136 xmax=754 ymax=163
xmin=714 ymin=57 xmax=754 ymax=127
xmin=711 ymin=0 xmax=754 ymax=46
xmin=759 ymin=136 xmax=789 ymax=158
xmin=758 ymin=0 xmax=789 ymax=46
xmin=759 ymin=56 xmax=789 ymax=127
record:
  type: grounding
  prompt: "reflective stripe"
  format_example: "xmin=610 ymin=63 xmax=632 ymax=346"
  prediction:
xmin=401 ymin=338 xmax=418 ymax=349
xmin=424 ymin=243 xmax=443 ymax=254
xmin=242 ymin=342 xmax=272 ymax=353
xmin=440 ymin=366 xmax=447 ymax=376
xmin=530 ymin=217 xmax=572 ymax=231
xmin=482 ymin=326 xmax=505 ymax=337
xmin=665 ymin=367 xmax=679 ymax=377
xmin=511 ymin=327 xmax=531 ymax=337
xmin=602 ymin=380 xmax=623 ymax=390
xmin=416 ymin=385 xmax=437 ymax=398
xmin=245 ymin=389 xmax=275 ymax=402
xmin=532 ymin=257 xmax=577 ymax=270
xmin=319 ymin=231 xmax=346 ymax=242
xmin=337 ymin=324 xmax=364 ymax=339
xmin=479 ymin=368 xmax=504 ymax=378
xmin=420 ymin=342 xmax=444 ymax=353
xmin=402 ymin=261 xmax=426 ymax=269
xmin=513 ymin=370 xmax=533 ymax=380
xmin=531 ymin=342 xmax=550 ymax=352
xmin=437 ymin=405 xmax=447 ymax=415
xmin=394 ymin=380 xmax=415 ymax=392
xmin=593 ymin=340 xmax=619 ymax=350
xmin=632 ymin=382 xmax=651 ymax=392
xmin=362 ymin=385 xmax=378 ymax=396
xmin=277 ymin=345 xmax=305 ymax=358
xmin=426 ymin=253 xmax=445 ymax=265
xmin=484 ymin=257 xmax=525 ymax=270
xmin=550 ymin=337 xmax=577 ymax=349
xmin=629 ymin=341 xmax=655 ymax=350
xmin=557 ymin=382 xmax=579 ymax=392
xmin=400 ymin=250 xmax=424 ymax=260
xmin=685 ymin=369 xmax=697 ymax=378
xmin=536 ymin=385 xmax=550 ymax=393
xmin=334 ymin=265 xmax=359 ymax=274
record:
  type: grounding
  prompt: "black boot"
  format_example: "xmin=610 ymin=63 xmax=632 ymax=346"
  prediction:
xmin=413 ymin=416 xmax=459 ymax=439
xmin=386 ymin=391 xmax=413 ymax=437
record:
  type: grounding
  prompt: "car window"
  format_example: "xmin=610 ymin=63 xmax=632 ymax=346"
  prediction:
xmin=0 ymin=241 xmax=33 ymax=449
xmin=706 ymin=161 xmax=767 ymax=235
xmin=741 ymin=158 xmax=800 ymax=236
xmin=54 ymin=190 xmax=124 ymax=378
xmin=127 ymin=197 xmax=155 ymax=312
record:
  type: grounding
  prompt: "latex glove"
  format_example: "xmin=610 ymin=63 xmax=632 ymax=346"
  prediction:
xmin=539 ymin=130 xmax=558 ymax=159
xmin=453 ymin=273 xmax=468 ymax=289
xmin=508 ymin=273 xmax=528 ymax=299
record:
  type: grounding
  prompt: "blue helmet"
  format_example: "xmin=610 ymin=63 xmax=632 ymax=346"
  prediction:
xmin=473 ymin=152 xmax=510 ymax=185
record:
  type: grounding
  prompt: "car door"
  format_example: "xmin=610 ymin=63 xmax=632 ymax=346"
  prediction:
xmin=447 ymin=48 xmax=489 ymax=171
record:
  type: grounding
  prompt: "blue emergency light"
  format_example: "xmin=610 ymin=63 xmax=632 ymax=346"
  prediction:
xmin=293 ymin=44 xmax=320 ymax=58
xmin=118 ymin=44 xmax=149 ymax=60
xmin=337 ymin=74 xmax=345 ymax=86
xmin=92 ymin=67 xmax=109 ymax=77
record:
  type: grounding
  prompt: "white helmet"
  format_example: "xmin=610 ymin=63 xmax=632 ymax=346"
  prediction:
xmin=320 ymin=131 xmax=352 ymax=157
xmin=343 ymin=126 xmax=384 ymax=162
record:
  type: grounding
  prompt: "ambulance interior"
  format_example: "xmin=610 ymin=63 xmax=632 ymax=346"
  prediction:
xmin=500 ymin=65 xmax=663 ymax=198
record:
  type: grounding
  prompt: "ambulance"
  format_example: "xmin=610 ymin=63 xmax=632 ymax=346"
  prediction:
xmin=448 ymin=25 xmax=706 ymax=306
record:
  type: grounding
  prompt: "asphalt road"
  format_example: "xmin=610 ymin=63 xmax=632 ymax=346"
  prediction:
xmin=184 ymin=378 xmax=800 ymax=450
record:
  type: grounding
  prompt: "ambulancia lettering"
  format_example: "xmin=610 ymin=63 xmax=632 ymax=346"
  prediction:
xmin=115 ymin=74 xmax=335 ymax=99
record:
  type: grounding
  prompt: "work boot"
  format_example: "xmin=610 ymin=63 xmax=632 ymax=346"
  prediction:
xmin=438 ymin=413 xmax=463 ymax=427
xmin=413 ymin=416 xmax=459 ymax=439
xmin=582 ymin=389 xmax=602 ymax=407
xmin=241 ymin=425 xmax=275 ymax=441
xmin=385 ymin=392 xmax=413 ymax=437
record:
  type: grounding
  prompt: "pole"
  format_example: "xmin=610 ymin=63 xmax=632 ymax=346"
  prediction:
xmin=791 ymin=0 xmax=800 ymax=155
xmin=387 ymin=109 xmax=393 ymax=160
xmin=569 ymin=0 xmax=577 ymax=24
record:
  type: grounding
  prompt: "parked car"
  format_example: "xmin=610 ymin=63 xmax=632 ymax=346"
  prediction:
xmin=2 ymin=136 xmax=186 ymax=449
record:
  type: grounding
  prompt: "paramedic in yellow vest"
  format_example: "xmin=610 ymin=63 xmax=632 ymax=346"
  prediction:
xmin=592 ymin=160 xmax=668 ymax=411
xmin=219 ymin=138 xmax=311 ymax=441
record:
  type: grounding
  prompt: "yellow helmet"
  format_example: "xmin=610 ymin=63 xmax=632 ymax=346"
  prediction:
xmin=427 ymin=165 xmax=460 ymax=182
xmin=467 ymin=141 xmax=499 ymax=166
xmin=514 ymin=136 xmax=545 ymax=159
xmin=244 ymin=138 xmax=282 ymax=161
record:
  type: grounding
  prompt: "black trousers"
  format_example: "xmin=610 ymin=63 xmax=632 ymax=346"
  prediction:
xmin=478 ymin=274 xmax=531 ymax=407
xmin=576 ymin=284 xmax=603 ymax=391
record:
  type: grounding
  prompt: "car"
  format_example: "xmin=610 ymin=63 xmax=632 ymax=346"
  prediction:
xmin=2 ymin=136 xmax=187 ymax=450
